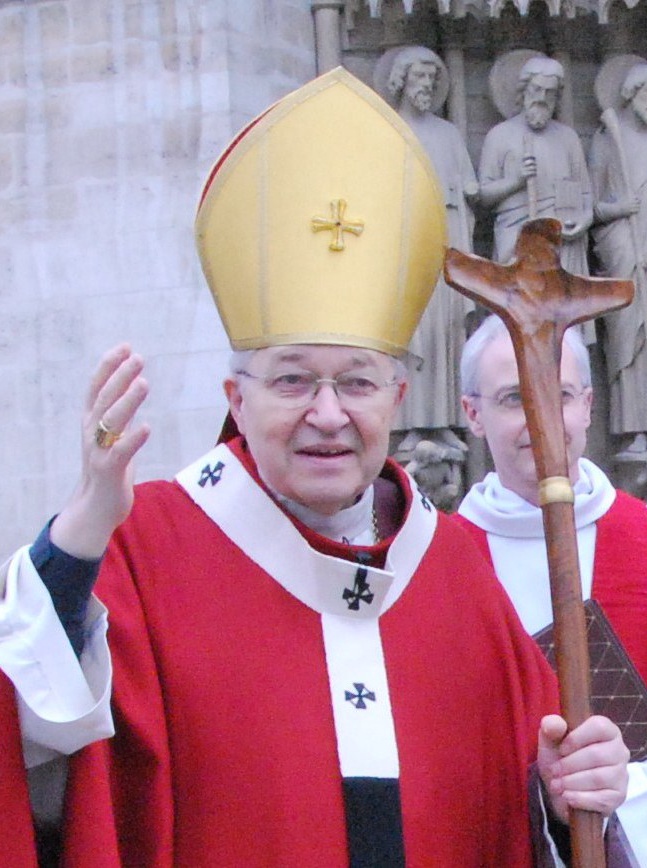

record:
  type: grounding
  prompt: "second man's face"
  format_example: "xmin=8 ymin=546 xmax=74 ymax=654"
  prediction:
xmin=462 ymin=333 xmax=592 ymax=505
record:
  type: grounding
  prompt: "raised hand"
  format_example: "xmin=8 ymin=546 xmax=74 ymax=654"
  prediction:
xmin=50 ymin=345 xmax=150 ymax=559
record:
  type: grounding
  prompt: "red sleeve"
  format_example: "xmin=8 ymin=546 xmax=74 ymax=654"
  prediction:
xmin=62 ymin=524 xmax=176 ymax=868
xmin=0 ymin=673 xmax=39 ymax=867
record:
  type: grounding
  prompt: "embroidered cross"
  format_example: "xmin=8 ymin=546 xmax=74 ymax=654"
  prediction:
xmin=342 ymin=566 xmax=374 ymax=610
xmin=311 ymin=199 xmax=364 ymax=251
xmin=198 ymin=461 xmax=225 ymax=487
xmin=345 ymin=683 xmax=376 ymax=709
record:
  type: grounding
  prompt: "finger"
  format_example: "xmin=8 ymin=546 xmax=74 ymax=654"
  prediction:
xmin=557 ymin=715 xmax=622 ymax=757
xmin=89 ymin=355 xmax=147 ymax=432
xmin=91 ymin=375 xmax=149 ymax=442
xmin=551 ymin=762 xmax=625 ymax=794
xmin=538 ymin=714 xmax=568 ymax=750
xmin=86 ymin=344 xmax=133 ymax=411
xmin=558 ymin=785 xmax=626 ymax=816
xmin=545 ymin=750 xmax=628 ymax=819
xmin=99 ymin=423 xmax=151 ymax=467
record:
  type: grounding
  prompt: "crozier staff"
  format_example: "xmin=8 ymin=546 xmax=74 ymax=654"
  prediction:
xmin=445 ymin=217 xmax=633 ymax=867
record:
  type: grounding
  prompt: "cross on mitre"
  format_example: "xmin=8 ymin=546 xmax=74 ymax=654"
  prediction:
xmin=311 ymin=199 xmax=364 ymax=251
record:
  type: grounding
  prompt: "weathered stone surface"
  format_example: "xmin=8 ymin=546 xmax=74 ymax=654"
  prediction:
xmin=0 ymin=0 xmax=316 ymax=555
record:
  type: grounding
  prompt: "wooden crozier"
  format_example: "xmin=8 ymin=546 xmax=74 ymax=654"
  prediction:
xmin=444 ymin=218 xmax=634 ymax=868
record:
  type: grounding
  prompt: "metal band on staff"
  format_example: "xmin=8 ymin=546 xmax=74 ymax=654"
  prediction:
xmin=538 ymin=476 xmax=575 ymax=506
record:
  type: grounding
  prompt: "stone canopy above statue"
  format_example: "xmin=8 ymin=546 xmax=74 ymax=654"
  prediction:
xmin=348 ymin=0 xmax=642 ymax=25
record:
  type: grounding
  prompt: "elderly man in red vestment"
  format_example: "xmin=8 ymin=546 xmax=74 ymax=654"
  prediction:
xmin=7 ymin=70 xmax=631 ymax=866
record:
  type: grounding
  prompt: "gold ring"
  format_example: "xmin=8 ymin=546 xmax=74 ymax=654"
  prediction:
xmin=95 ymin=419 xmax=123 ymax=449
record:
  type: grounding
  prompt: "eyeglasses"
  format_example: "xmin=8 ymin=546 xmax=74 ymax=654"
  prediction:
xmin=235 ymin=369 xmax=400 ymax=409
xmin=470 ymin=387 xmax=586 ymax=412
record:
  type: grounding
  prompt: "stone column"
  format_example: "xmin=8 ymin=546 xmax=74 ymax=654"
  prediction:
xmin=548 ymin=18 xmax=575 ymax=127
xmin=311 ymin=1 xmax=344 ymax=73
xmin=440 ymin=17 xmax=468 ymax=138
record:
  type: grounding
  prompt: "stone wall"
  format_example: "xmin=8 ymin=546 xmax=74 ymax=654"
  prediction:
xmin=0 ymin=0 xmax=316 ymax=556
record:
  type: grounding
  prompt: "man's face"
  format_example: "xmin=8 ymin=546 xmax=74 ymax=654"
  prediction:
xmin=403 ymin=61 xmax=437 ymax=113
xmin=523 ymin=74 xmax=560 ymax=130
xmin=631 ymin=81 xmax=647 ymax=126
xmin=225 ymin=345 xmax=406 ymax=516
xmin=462 ymin=333 xmax=592 ymax=505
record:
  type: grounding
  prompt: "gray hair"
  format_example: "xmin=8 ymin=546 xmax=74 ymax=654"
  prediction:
xmin=387 ymin=46 xmax=444 ymax=102
xmin=621 ymin=63 xmax=647 ymax=106
xmin=460 ymin=315 xmax=591 ymax=395
xmin=229 ymin=349 xmax=257 ymax=375
xmin=516 ymin=56 xmax=564 ymax=110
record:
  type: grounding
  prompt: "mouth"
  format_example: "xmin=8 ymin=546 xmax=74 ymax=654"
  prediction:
xmin=297 ymin=446 xmax=354 ymax=458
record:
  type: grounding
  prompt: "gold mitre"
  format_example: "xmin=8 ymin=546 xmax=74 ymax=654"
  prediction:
xmin=195 ymin=67 xmax=447 ymax=357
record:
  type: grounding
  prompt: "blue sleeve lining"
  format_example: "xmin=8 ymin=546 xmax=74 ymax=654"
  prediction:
xmin=29 ymin=519 xmax=103 ymax=658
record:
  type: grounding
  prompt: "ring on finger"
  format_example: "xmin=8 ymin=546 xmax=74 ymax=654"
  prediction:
xmin=95 ymin=419 xmax=124 ymax=449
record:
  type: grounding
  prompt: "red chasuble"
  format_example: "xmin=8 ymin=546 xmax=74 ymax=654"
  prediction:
xmin=454 ymin=490 xmax=647 ymax=684
xmin=0 ymin=673 xmax=39 ymax=867
xmin=63 ymin=439 xmax=559 ymax=867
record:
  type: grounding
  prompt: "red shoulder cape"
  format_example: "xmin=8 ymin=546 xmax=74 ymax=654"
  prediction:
xmin=62 ymin=446 xmax=558 ymax=866
xmin=454 ymin=490 xmax=647 ymax=683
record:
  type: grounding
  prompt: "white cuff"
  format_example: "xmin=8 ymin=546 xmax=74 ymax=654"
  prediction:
xmin=0 ymin=547 xmax=114 ymax=767
xmin=615 ymin=760 xmax=647 ymax=866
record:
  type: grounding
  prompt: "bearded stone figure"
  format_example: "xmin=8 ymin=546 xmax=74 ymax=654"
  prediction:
xmin=479 ymin=55 xmax=593 ymax=277
xmin=379 ymin=45 xmax=476 ymax=470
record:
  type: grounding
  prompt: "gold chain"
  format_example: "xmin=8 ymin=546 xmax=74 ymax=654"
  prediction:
xmin=372 ymin=507 xmax=381 ymax=543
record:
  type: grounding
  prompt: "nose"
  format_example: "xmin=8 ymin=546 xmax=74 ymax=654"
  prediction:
xmin=304 ymin=382 xmax=350 ymax=431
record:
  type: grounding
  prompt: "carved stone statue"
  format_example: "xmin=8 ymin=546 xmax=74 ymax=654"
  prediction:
xmin=479 ymin=54 xmax=593 ymax=278
xmin=589 ymin=60 xmax=647 ymax=459
xmin=376 ymin=45 xmax=477 ymax=472
xmin=404 ymin=437 xmax=466 ymax=513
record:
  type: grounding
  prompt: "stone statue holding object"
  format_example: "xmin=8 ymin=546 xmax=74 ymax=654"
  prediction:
xmin=589 ymin=59 xmax=647 ymax=460
xmin=375 ymin=45 xmax=477 ymax=487
xmin=479 ymin=54 xmax=593 ymax=281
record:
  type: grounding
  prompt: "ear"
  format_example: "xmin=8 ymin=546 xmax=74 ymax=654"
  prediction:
xmin=461 ymin=395 xmax=486 ymax=439
xmin=224 ymin=377 xmax=246 ymax=436
xmin=394 ymin=379 xmax=408 ymax=407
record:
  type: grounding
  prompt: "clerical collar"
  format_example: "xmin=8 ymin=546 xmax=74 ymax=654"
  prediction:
xmin=266 ymin=482 xmax=375 ymax=546
xmin=458 ymin=457 xmax=616 ymax=538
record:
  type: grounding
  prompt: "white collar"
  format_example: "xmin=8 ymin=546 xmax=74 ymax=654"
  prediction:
xmin=271 ymin=485 xmax=375 ymax=546
xmin=175 ymin=443 xmax=437 ymax=618
xmin=458 ymin=457 xmax=616 ymax=538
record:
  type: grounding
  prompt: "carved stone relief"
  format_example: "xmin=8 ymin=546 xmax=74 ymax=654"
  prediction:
xmin=334 ymin=0 xmax=647 ymax=505
xmin=590 ymin=55 xmax=647 ymax=464
xmin=373 ymin=45 xmax=475 ymax=494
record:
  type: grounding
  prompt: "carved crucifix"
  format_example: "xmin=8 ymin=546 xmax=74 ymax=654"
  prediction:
xmin=445 ymin=218 xmax=634 ymax=868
